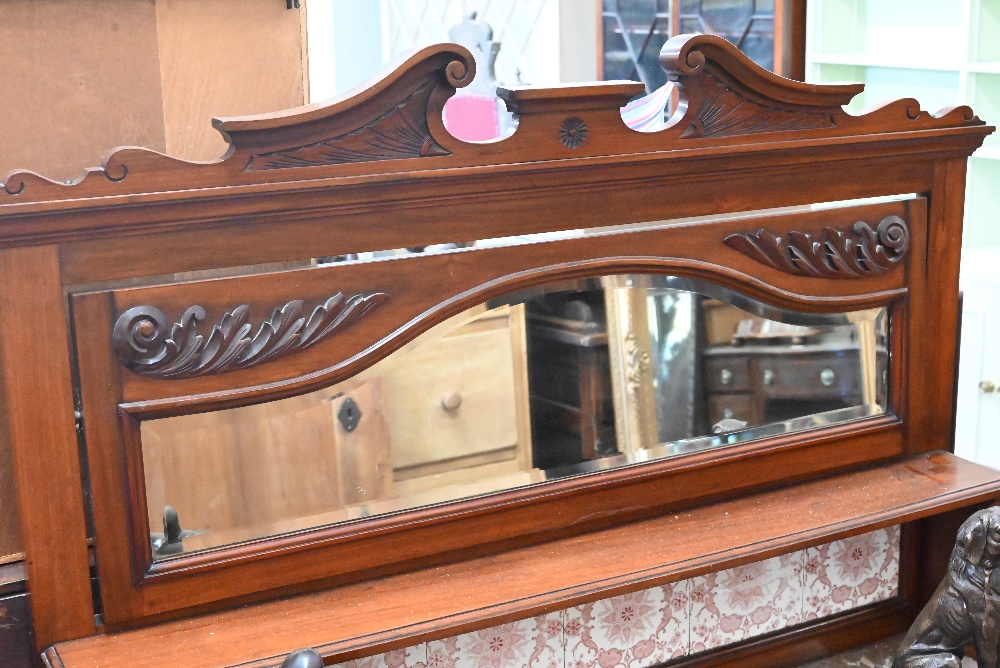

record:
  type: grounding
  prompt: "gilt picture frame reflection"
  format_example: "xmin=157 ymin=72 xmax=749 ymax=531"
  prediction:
xmin=141 ymin=275 xmax=888 ymax=558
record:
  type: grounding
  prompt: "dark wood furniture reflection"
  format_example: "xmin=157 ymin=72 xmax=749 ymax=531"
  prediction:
xmin=526 ymin=294 xmax=617 ymax=464
xmin=704 ymin=343 xmax=881 ymax=426
xmin=0 ymin=32 xmax=992 ymax=668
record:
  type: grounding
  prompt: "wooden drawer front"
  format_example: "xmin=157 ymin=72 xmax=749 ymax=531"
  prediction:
xmin=705 ymin=356 xmax=750 ymax=392
xmin=385 ymin=327 xmax=520 ymax=472
xmin=707 ymin=394 xmax=755 ymax=426
xmin=757 ymin=354 xmax=862 ymax=400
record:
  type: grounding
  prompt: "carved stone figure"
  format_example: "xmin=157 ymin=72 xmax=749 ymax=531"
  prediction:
xmin=894 ymin=507 xmax=1000 ymax=668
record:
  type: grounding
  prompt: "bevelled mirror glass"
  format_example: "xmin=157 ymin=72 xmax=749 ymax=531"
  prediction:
xmin=141 ymin=275 xmax=888 ymax=558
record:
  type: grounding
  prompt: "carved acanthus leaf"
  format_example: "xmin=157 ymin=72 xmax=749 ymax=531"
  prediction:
xmin=724 ymin=215 xmax=910 ymax=279
xmin=112 ymin=292 xmax=388 ymax=379
xmin=246 ymin=81 xmax=448 ymax=170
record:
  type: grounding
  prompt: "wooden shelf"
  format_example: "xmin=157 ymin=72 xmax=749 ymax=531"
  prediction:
xmin=808 ymin=53 xmax=963 ymax=72
xmin=47 ymin=452 xmax=1000 ymax=668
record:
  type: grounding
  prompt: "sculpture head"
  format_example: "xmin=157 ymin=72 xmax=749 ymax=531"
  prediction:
xmin=954 ymin=506 xmax=1000 ymax=567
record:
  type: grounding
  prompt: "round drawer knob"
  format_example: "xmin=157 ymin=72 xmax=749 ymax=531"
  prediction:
xmin=762 ymin=369 xmax=775 ymax=386
xmin=980 ymin=380 xmax=998 ymax=394
xmin=819 ymin=368 xmax=836 ymax=387
xmin=441 ymin=392 xmax=463 ymax=411
xmin=722 ymin=408 xmax=734 ymax=419
xmin=720 ymin=369 xmax=733 ymax=386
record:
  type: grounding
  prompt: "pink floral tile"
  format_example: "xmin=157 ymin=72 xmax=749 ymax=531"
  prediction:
xmin=564 ymin=581 xmax=690 ymax=668
xmin=690 ymin=550 xmax=804 ymax=653
xmin=426 ymin=611 xmax=563 ymax=668
xmin=332 ymin=644 xmax=427 ymax=668
xmin=803 ymin=526 xmax=900 ymax=619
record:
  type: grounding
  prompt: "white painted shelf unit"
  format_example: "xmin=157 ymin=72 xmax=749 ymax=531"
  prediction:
xmin=806 ymin=0 xmax=1000 ymax=247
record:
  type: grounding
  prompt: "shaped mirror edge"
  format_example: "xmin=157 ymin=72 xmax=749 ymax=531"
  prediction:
xmin=139 ymin=272 xmax=889 ymax=560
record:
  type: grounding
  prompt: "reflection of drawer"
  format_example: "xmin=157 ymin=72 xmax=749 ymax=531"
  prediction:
xmin=707 ymin=394 xmax=755 ymax=426
xmin=385 ymin=309 xmax=523 ymax=477
xmin=756 ymin=354 xmax=862 ymax=400
xmin=705 ymin=357 xmax=750 ymax=392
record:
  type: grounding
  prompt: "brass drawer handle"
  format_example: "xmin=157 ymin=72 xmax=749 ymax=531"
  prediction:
xmin=762 ymin=369 xmax=775 ymax=386
xmin=820 ymin=368 xmax=836 ymax=387
xmin=980 ymin=380 xmax=998 ymax=394
xmin=720 ymin=368 xmax=733 ymax=386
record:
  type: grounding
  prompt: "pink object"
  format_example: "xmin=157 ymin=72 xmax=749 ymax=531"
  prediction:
xmin=443 ymin=94 xmax=501 ymax=142
xmin=803 ymin=524 xmax=900 ymax=619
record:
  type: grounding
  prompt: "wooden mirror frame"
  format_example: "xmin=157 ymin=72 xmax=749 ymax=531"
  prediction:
xmin=1 ymin=35 xmax=991 ymax=648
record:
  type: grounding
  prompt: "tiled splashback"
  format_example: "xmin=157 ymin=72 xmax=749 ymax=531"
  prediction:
xmin=334 ymin=526 xmax=900 ymax=668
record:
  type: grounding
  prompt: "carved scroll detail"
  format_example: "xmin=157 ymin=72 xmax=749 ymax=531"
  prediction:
xmin=112 ymin=293 xmax=388 ymax=379
xmin=681 ymin=78 xmax=835 ymax=139
xmin=724 ymin=215 xmax=910 ymax=279
xmin=246 ymin=81 xmax=449 ymax=170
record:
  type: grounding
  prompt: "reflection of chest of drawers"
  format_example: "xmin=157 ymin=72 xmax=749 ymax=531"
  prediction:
xmin=142 ymin=305 xmax=533 ymax=546
xmin=384 ymin=304 xmax=533 ymax=495
xmin=703 ymin=344 xmax=873 ymax=427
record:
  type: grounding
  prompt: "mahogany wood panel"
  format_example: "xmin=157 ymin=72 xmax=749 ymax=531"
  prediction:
xmin=0 ymin=403 xmax=22 ymax=562
xmin=89 ymin=200 xmax=916 ymax=407
xmin=55 ymin=154 xmax=942 ymax=286
xmin=69 ymin=199 xmax=926 ymax=624
xmin=46 ymin=452 xmax=1000 ymax=668
xmin=904 ymin=160 xmax=969 ymax=457
xmin=0 ymin=246 xmax=94 ymax=647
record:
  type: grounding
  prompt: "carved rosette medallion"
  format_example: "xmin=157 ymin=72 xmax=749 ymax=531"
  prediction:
xmin=112 ymin=292 xmax=388 ymax=379
xmin=559 ymin=117 xmax=588 ymax=149
xmin=724 ymin=215 xmax=910 ymax=279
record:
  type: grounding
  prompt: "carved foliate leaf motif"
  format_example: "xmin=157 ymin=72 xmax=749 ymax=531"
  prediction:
xmin=245 ymin=81 xmax=449 ymax=170
xmin=113 ymin=292 xmax=388 ymax=379
xmin=724 ymin=215 xmax=910 ymax=279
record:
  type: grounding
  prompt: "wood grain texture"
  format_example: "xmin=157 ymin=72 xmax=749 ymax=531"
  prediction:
xmin=0 ymin=246 xmax=94 ymax=648
xmin=69 ymin=199 xmax=928 ymax=625
xmin=48 ymin=452 xmax=1000 ymax=668
xmin=93 ymin=200 xmax=915 ymax=409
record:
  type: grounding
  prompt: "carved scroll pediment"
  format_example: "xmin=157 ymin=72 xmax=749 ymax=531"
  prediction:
xmin=659 ymin=35 xmax=982 ymax=141
xmin=112 ymin=293 xmax=388 ymax=379
xmin=724 ymin=215 xmax=910 ymax=279
xmin=0 ymin=35 xmax=987 ymax=208
xmin=245 ymin=80 xmax=451 ymax=170
xmin=216 ymin=45 xmax=474 ymax=171
xmin=679 ymin=76 xmax=836 ymax=139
